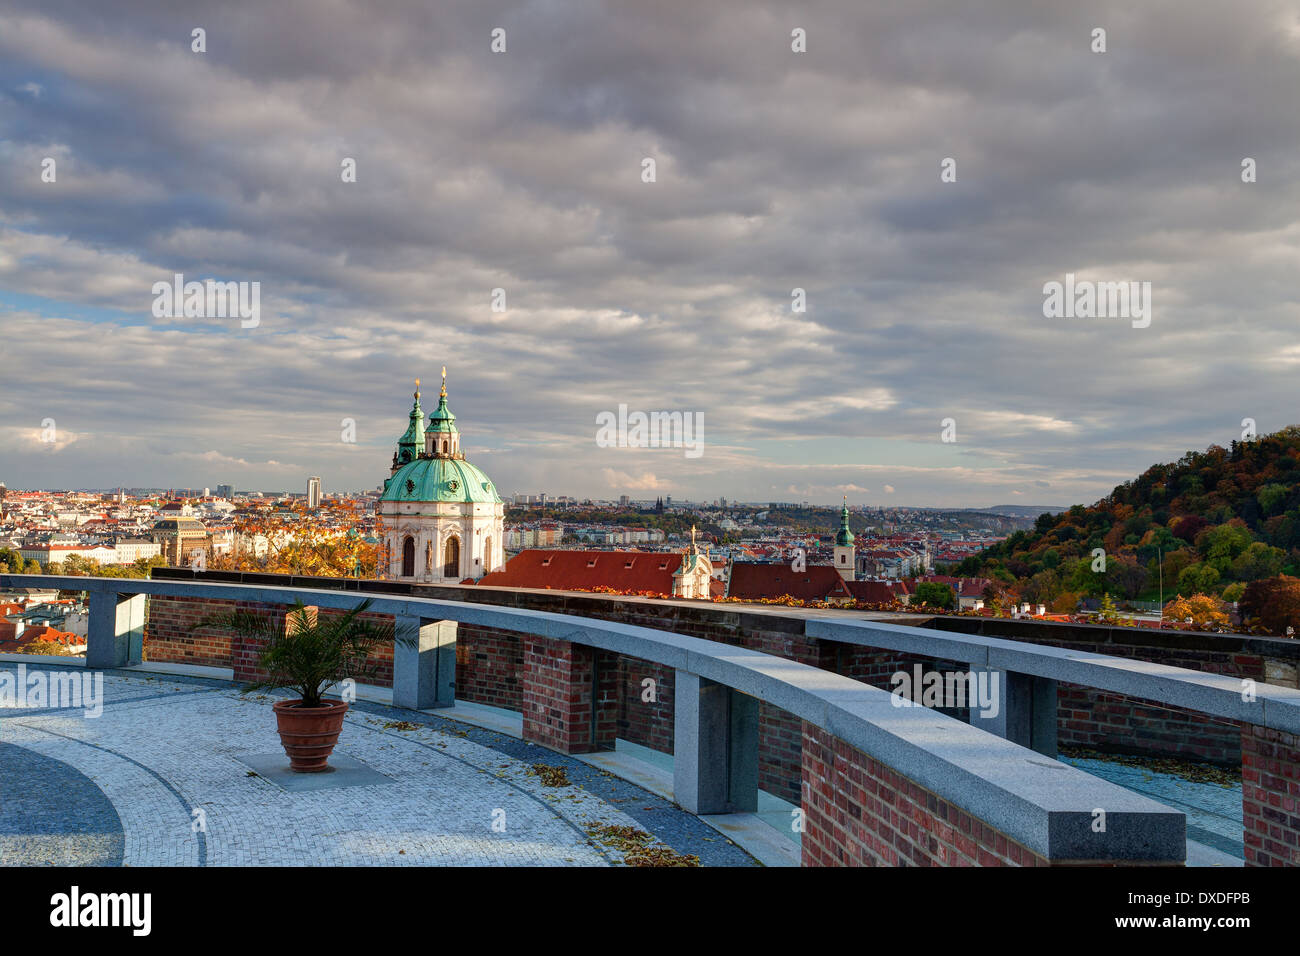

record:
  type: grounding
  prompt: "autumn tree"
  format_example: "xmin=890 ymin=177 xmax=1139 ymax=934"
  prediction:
xmin=1239 ymin=575 xmax=1300 ymax=636
xmin=208 ymin=502 xmax=380 ymax=578
xmin=1096 ymin=593 xmax=1123 ymax=624
xmin=1164 ymin=594 xmax=1229 ymax=627
xmin=1105 ymin=554 xmax=1148 ymax=599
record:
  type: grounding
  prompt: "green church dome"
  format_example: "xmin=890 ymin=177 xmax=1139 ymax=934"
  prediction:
xmin=381 ymin=456 xmax=502 ymax=504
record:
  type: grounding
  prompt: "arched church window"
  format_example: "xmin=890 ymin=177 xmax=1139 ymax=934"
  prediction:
xmin=443 ymin=536 xmax=460 ymax=578
xmin=402 ymin=536 xmax=415 ymax=578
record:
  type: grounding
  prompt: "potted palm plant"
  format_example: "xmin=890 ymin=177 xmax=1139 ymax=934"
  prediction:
xmin=199 ymin=599 xmax=413 ymax=772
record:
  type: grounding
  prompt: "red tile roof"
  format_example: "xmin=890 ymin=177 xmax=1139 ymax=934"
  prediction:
xmin=844 ymin=580 xmax=906 ymax=603
xmin=477 ymin=549 xmax=686 ymax=596
xmin=0 ymin=625 xmax=80 ymax=652
xmin=726 ymin=563 xmax=851 ymax=602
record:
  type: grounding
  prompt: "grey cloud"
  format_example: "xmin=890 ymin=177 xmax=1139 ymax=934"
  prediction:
xmin=2 ymin=1 xmax=1300 ymax=505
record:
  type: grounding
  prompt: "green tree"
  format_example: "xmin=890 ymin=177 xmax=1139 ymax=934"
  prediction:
xmin=1257 ymin=483 xmax=1289 ymax=517
xmin=912 ymin=582 xmax=956 ymax=610
xmin=1231 ymin=542 xmax=1286 ymax=582
xmin=1199 ymin=523 xmax=1254 ymax=574
xmin=1066 ymin=556 xmax=1108 ymax=597
xmin=196 ymin=599 xmax=415 ymax=707
xmin=1178 ymin=562 xmax=1220 ymax=597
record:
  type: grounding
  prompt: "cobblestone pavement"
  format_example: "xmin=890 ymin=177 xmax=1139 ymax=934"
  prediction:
xmin=0 ymin=665 xmax=757 ymax=867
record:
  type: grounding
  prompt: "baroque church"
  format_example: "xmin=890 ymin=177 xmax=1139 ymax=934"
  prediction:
xmin=378 ymin=370 xmax=505 ymax=582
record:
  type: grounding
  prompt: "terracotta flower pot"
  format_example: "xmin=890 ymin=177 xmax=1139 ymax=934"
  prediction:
xmin=272 ymin=699 xmax=349 ymax=772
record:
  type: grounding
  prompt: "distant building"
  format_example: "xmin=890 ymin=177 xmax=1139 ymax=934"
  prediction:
xmin=18 ymin=543 xmax=117 ymax=566
xmin=152 ymin=517 xmax=209 ymax=566
xmin=216 ymin=483 xmax=234 ymax=499
xmin=111 ymin=538 xmax=161 ymax=563
xmin=306 ymin=476 xmax=322 ymax=508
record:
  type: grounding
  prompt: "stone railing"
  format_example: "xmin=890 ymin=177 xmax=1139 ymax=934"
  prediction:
xmin=0 ymin=572 xmax=1204 ymax=866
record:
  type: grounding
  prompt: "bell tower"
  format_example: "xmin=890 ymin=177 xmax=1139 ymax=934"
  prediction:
xmin=833 ymin=496 xmax=855 ymax=582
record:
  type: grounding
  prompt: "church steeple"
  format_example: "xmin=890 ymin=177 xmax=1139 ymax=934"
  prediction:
xmin=835 ymin=496 xmax=855 ymax=547
xmin=833 ymin=496 xmax=856 ymax=582
xmin=392 ymin=380 xmax=425 ymax=474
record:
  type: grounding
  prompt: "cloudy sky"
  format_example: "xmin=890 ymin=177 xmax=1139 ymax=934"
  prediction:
xmin=2 ymin=1 xmax=1300 ymax=506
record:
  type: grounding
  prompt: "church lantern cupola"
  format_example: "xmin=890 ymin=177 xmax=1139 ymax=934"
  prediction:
xmin=391 ymin=380 xmax=426 ymax=475
xmin=425 ymin=366 xmax=462 ymax=459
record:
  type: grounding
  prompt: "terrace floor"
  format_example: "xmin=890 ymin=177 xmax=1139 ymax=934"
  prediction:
xmin=0 ymin=664 xmax=757 ymax=867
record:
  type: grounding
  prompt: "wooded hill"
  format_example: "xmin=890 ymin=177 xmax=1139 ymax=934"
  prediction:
xmin=950 ymin=427 xmax=1300 ymax=609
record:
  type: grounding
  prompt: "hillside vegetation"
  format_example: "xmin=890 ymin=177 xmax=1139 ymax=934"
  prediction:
xmin=952 ymin=428 xmax=1300 ymax=619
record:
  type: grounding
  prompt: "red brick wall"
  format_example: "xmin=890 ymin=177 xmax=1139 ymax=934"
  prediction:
xmin=1242 ymin=725 xmax=1300 ymax=866
xmin=519 ymin=636 xmax=617 ymax=754
xmin=455 ymin=623 xmax=522 ymax=708
xmin=145 ymin=594 xmax=238 ymax=667
xmin=1057 ymin=686 xmax=1244 ymax=764
xmin=800 ymin=722 xmax=1048 ymax=867
xmin=614 ymin=658 xmax=674 ymax=755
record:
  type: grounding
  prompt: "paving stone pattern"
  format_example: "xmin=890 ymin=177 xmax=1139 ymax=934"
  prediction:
xmin=0 ymin=665 xmax=756 ymax=867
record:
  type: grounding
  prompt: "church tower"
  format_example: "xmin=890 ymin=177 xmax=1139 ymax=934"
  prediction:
xmin=833 ymin=496 xmax=855 ymax=582
xmin=377 ymin=369 xmax=505 ymax=583
xmin=391 ymin=381 xmax=425 ymax=474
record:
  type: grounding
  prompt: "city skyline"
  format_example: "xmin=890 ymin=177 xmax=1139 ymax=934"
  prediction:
xmin=5 ymin=2 xmax=1300 ymax=506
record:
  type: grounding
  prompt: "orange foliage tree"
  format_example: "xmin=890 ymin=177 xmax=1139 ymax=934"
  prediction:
xmin=1163 ymin=594 xmax=1229 ymax=627
xmin=209 ymin=502 xmax=382 ymax=578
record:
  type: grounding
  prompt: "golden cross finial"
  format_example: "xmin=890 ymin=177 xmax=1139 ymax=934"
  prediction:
xmin=415 ymin=377 xmax=420 ymax=397
xmin=440 ymin=366 xmax=447 ymax=398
